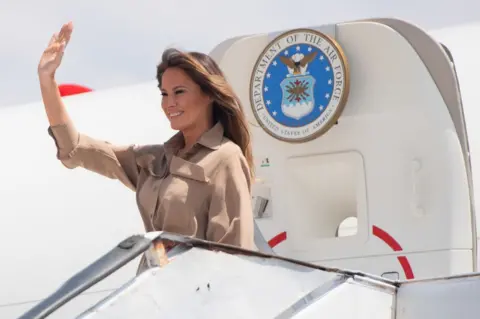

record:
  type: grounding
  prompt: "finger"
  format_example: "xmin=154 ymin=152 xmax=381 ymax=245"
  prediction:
xmin=43 ymin=43 xmax=63 ymax=55
xmin=64 ymin=22 xmax=73 ymax=45
xmin=57 ymin=25 xmax=67 ymax=43
xmin=58 ymin=22 xmax=73 ymax=43
xmin=59 ymin=41 xmax=66 ymax=53
xmin=48 ymin=32 xmax=59 ymax=46
xmin=54 ymin=45 xmax=65 ymax=61
xmin=63 ymin=31 xmax=72 ymax=48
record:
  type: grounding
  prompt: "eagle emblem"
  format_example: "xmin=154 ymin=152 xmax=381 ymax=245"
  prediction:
xmin=279 ymin=51 xmax=318 ymax=76
xmin=249 ymin=28 xmax=349 ymax=143
xmin=279 ymin=52 xmax=318 ymax=120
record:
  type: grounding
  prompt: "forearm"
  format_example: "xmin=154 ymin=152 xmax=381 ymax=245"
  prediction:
xmin=39 ymin=76 xmax=73 ymax=127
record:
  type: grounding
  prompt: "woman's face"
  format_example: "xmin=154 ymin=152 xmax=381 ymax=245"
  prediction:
xmin=160 ymin=67 xmax=212 ymax=132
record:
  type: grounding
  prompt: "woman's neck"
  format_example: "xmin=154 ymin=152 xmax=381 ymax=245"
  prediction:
xmin=181 ymin=119 xmax=214 ymax=151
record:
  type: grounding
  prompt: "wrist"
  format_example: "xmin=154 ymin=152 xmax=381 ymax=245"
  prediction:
xmin=39 ymin=74 xmax=57 ymax=89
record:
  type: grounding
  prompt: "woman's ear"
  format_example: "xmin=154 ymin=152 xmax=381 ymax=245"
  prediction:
xmin=208 ymin=95 xmax=214 ymax=105
xmin=206 ymin=96 xmax=215 ymax=109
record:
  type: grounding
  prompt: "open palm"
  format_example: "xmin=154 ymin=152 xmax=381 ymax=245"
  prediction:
xmin=38 ymin=22 xmax=73 ymax=78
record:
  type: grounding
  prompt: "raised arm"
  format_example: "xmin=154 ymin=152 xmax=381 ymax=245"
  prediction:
xmin=38 ymin=22 xmax=140 ymax=191
xmin=38 ymin=22 xmax=75 ymax=127
xmin=206 ymin=151 xmax=255 ymax=250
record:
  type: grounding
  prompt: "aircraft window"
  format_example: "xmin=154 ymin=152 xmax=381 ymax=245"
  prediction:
xmin=336 ymin=216 xmax=358 ymax=237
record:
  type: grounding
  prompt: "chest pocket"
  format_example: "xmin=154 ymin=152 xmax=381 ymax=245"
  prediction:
xmin=158 ymin=156 xmax=211 ymax=234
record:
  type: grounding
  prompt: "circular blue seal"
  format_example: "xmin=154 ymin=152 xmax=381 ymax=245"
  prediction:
xmin=249 ymin=29 xmax=350 ymax=142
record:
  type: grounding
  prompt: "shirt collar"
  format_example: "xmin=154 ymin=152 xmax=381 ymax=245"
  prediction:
xmin=164 ymin=121 xmax=224 ymax=155
xmin=197 ymin=121 xmax=224 ymax=150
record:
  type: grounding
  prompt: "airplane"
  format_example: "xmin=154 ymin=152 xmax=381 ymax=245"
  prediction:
xmin=1 ymin=16 xmax=480 ymax=318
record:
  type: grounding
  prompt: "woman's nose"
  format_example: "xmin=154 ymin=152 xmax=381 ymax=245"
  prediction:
xmin=167 ymin=95 xmax=177 ymax=107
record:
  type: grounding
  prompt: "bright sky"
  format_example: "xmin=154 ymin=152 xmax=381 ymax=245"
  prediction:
xmin=2 ymin=0 xmax=480 ymax=107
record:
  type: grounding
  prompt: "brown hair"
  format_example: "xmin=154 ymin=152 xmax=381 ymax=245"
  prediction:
xmin=156 ymin=48 xmax=254 ymax=178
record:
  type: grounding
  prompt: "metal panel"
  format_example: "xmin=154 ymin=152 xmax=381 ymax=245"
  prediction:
xmin=396 ymin=273 xmax=480 ymax=318
xmin=78 ymin=246 xmax=341 ymax=318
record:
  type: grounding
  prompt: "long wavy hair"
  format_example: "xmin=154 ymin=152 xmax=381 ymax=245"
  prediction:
xmin=156 ymin=48 xmax=254 ymax=178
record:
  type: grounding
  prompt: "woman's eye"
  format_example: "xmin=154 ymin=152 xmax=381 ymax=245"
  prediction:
xmin=175 ymin=90 xmax=185 ymax=95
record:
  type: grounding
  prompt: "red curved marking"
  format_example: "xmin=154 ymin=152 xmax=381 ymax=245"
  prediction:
xmin=58 ymin=84 xmax=93 ymax=97
xmin=372 ymin=225 xmax=403 ymax=251
xmin=372 ymin=225 xmax=415 ymax=279
xmin=397 ymin=256 xmax=414 ymax=280
xmin=268 ymin=231 xmax=287 ymax=248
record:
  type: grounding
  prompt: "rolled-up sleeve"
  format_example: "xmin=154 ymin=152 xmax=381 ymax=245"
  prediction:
xmin=48 ymin=121 xmax=140 ymax=191
xmin=206 ymin=153 xmax=254 ymax=250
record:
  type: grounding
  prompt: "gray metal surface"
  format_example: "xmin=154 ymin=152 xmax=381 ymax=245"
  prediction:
xmin=396 ymin=272 xmax=480 ymax=319
xmin=17 ymin=231 xmax=400 ymax=318
xmin=78 ymin=246 xmax=341 ymax=319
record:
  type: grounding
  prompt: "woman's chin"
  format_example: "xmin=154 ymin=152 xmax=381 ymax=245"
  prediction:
xmin=168 ymin=119 xmax=186 ymax=131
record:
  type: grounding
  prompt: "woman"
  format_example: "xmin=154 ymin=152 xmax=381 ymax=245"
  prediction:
xmin=37 ymin=22 xmax=256 ymax=261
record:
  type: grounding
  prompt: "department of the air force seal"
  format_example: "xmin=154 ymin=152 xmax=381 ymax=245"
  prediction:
xmin=249 ymin=28 xmax=349 ymax=142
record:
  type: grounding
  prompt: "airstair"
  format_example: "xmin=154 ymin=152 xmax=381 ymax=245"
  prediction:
xmin=18 ymin=231 xmax=480 ymax=319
